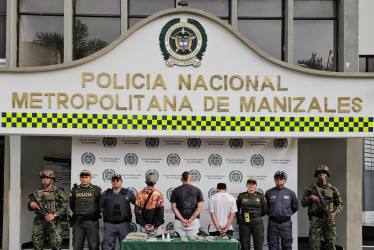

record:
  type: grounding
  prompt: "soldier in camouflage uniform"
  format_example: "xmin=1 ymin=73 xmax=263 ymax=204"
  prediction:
xmin=70 ymin=170 xmax=102 ymax=250
xmin=301 ymin=165 xmax=343 ymax=250
xmin=28 ymin=170 xmax=68 ymax=250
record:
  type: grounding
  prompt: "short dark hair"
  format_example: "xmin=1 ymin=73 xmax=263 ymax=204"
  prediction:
xmin=182 ymin=171 xmax=190 ymax=181
xmin=216 ymin=183 xmax=227 ymax=190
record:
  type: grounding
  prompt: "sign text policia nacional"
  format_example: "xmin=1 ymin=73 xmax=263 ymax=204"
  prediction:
xmin=0 ymin=10 xmax=373 ymax=136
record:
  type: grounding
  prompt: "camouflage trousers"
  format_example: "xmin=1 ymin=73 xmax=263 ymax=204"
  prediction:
xmin=32 ymin=218 xmax=62 ymax=250
xmin=309 ymin=216 xmax=336 ymax=250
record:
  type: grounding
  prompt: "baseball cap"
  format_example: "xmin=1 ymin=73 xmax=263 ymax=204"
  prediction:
xmin=146 ymin=174 xmax=156 ymax=184
xmin=247 ymin=177 xmax=257 ymax=184
xmin=111 ymin=174 xmax=122 ymax=180
xmin=274 ymin=170 xmax=287 ymax=179
xmin=80 ymin=170 xmax=91 ymax=176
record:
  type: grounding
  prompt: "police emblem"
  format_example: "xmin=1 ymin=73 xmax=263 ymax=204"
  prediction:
xmin=187 ymin=138 xmax=201 ymax=149
xmin=255 ymin=188 xmax=264 ymax=195
xmin=81 ymin=152 xmax=95 ymax=166
xmin=128 ymin=187 xmax=138 ymax=197
xmin=145 ymin=169 xmax=159 ymax=181
xmin=250 ymin=154 xmax=264 ymax=168
xmin=159 ymin=18 xmax=207 ymax=67
xmin=130 ymin=222 xmax=138 ymax=232
xmin=189 ymin=170 xmax=201 ymax=183
xmin=124 ymin=153 xmax=138 ymax=166
xmin=229 ymin=138 xmax=243 ymax=149
xmin=229 ymin=170 xmax=243 ymax=184
xmin=103 ymin=137 xmax=117 ymax=148
xmin=146 ymin=137 xmax=159 ymax=149
xmin=166 ymin=222 xmax=174 ymax=231
xmin=102 ymin=169 xmax=116 ymax=182
xmin=167 ymin=153 xmax=180 ymax=167
xmin=208 ymin=154 xmax=222 ymax=167
xmin=166 ymin=187 xmax=175 ymax=201
xmin=208 ymin=188 xmax=217 ymax=198
xmin=274 ymin=138 xmax=288 ymax=149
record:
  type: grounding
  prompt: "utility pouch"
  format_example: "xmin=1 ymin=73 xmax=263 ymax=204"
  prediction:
xmin=322 ymin=189 xmax=333 ymax=199
xmin=244 ymin=213 xmax=250 ymax=223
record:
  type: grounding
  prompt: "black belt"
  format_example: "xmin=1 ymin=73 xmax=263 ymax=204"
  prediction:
xmin=242 ymin=213 xmax=261 ymax=219
xmin=269 ymin=217 xmax=290 ymax=223
xmin=76 ymin=214 xmax=99 ymax=222
xmin=104 ymin=218 xmax=129 ymax=224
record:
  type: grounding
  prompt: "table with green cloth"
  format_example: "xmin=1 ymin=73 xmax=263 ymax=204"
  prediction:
xmin=120 ymin=237 xmax=241 ymax=250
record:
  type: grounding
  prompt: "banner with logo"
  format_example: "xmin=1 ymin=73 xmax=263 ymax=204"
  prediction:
xmin=72 ymin=137 xmax=297 ymax=249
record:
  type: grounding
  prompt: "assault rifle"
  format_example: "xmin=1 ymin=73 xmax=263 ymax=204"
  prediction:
xmin=29 ymin=193 xmax=61 ymax=240
xmin=314 ymin=186 xmax=337 ymax=239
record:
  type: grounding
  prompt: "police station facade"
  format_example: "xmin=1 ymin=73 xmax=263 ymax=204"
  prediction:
xmin=1 ymin=1 xmax=374 ymax=249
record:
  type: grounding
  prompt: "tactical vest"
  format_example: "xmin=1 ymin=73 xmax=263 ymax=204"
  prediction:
xmin=310 ymin=185 xmax=335 ymax=215
xmin=73 ymin=186 xmax=99 ymax=215
xmin=103 ymin=188 xmax=131 ymax=221
xmin=36 ymin=188 xmax=57 ymax=213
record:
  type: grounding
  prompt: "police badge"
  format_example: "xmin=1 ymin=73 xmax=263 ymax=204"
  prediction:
xmin=159 ymin=18 xmax=207 ymax=67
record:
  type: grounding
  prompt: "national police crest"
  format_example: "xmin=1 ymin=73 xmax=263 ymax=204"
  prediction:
xmin=274 ymin=138 xmax=288 ymax=149
xmin=103 ymin=137 xmax=117 ymax=148
xmin=166 ymin=222 xmax=174 ymax=231
xmin=130 ymin=222 xmax=138 ymax=232
xmin=81 ymin=152 xmax=95 ymax=166
xmin=102 ymin=169 xmax=116 ymax=182
xmin=159 ymin=18 xmax=207 ymax=67
xmin=146 ymin=137 xmax=159 ymax=149
xmin=187 ymin=138 xmax=201 ymax=149
xmin=229 ymin=138 xmax=243 ymax=149
xmin=166 ymin=187 xmax=174 ymax=201
xmin=124 ymin=153 xmax=138 ymax=166
xmin=167 ymin=153 xmax=180 ymax=167
xmin=145 ymin=169 xmax=159 ymax=181
xmin=208 ymin=188 xmax=217 ymax=198
xmin=189 ymin=170 xmax=201 ymax=183
xmin=251 ymin=154 xmax=264 ymax=167
xmin=208 ymin=154 xmax=222 ymax=167
xmin=229 ymin=170 xmax=243 ymax=184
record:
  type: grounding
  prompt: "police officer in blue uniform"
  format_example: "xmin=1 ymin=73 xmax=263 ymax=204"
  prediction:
xmin=265 ymin=171 xmax=298 ymax=250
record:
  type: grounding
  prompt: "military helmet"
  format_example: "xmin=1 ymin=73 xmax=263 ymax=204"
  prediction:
xmin=314 ymin=164 xmax=330 ymax=177
xmin=39 ymin=170 xmax=55 ymax=180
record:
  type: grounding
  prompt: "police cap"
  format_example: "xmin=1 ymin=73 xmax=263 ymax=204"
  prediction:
xmin=274 ymin=170 xmax=287 ymax=180
xmin=247 ymin=177 xmax=257 ymax=184
xmin=80 ymin=170 xmax=91 ymax=177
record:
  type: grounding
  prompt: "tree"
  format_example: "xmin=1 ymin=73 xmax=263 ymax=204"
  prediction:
xmin=33 ymin=19 xmax=109 ymax=62
xmin=297 ymin=50 xmax=335 ymax=71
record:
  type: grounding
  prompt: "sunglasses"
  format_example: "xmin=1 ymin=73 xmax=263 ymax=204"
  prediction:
xmin=274 ymin=177 xmax=285 ymax=180
xmin=112 ymin=179 xmax=122 ymax=182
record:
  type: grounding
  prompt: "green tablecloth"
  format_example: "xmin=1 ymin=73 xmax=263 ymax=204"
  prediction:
xmin=120 ymin=237 xmax=241 ymax=250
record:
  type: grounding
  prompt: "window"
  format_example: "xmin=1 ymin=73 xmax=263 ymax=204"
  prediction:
xmin=237 ymin=0 xmax=284 ymax=60
xmin=0 ymin=0 xmax=6 ymax=59
xmin=188 ymin=0 xmax=230 ymax=22
xmin=128 ymin=0 xmax=175 ymax=28
xmin=74 ymin=0 xmax=121 ymax=60
xmin=18 ymin=0 xmax=64 ymax=66
xmin=359 ymin=56 xmax=374 ymax=72
xmin=294 ymin=0 xmax=337 ymax=71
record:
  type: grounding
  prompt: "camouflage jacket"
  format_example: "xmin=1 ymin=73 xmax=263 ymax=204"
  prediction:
xmin=28 ymin=185 xmax=69 ymax=217
xmin=301 ymin=182 xmax=343 ymax=216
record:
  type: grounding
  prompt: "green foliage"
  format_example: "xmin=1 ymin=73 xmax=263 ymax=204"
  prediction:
xmin=33 ymin=19 xmax=109 ymax=62
xmin=297 ymin=50 xmax=336 ymax=71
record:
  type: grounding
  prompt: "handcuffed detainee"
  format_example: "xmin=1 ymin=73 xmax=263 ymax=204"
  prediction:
xmin=28 ymin=170 xmax=68 ymax=250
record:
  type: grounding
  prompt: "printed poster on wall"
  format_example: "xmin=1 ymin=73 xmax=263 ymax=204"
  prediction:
xmin=71 ymin=137 xmax=298 ymax=249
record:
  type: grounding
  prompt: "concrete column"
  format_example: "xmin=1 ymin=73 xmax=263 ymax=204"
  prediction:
xmin=8 ymin=135 xmax=21 ymax=250
xmin=284 ymin=0 xmax=293 ymax=63
xmin=6 ymin=0 xmax=17 ymax=67
xmin=338 ymin=0 xmax=359 ymax=72
xmin=2 ymin=136 xmax=10 ymax=250
xmin=64 ymin=0 xmax=73 ymax=63
xmin=231 ymin=0 xmax=238 ymax=30
xmin=346 ymin=138 xmax=362 ymax=249
xmin=121 ymin=0 xmax=128 ymax=34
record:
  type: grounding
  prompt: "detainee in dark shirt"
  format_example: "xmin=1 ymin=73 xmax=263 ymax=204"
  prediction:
xmin=170 ymin=171 xmax=204 ymax=236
